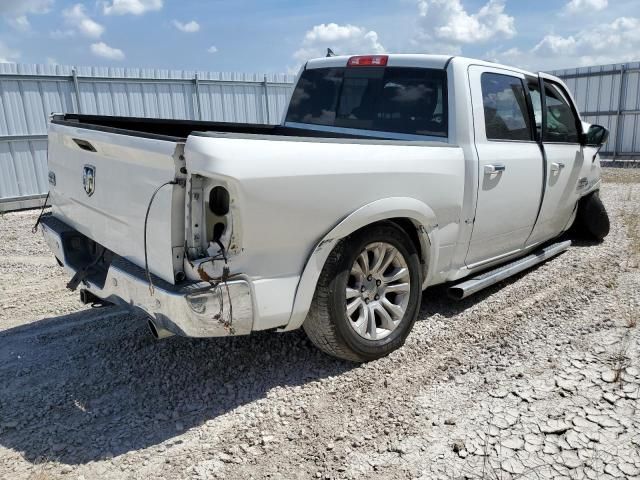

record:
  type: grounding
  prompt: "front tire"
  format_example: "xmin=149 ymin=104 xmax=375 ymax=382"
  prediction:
xmin=575 ymin=191 xmax=610 ymax=241
xmin=303 ymin=223 xmax=422 ymax=362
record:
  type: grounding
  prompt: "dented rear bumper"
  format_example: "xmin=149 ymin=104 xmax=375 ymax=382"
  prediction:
xmin=40 ymin=214 xmax=254 ymax=337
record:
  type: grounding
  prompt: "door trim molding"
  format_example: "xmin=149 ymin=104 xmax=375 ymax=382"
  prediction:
xmin=525 ymin=75 xmax=549 ymax=243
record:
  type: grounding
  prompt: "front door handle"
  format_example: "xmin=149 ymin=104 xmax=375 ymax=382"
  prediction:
xmin=550 ymin=162 xmax=565 ymax=174
xmin=484 ymin=164 xmax=506 ymax=175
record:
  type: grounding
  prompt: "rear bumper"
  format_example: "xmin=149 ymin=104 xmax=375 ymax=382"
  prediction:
xmin=40 ymin=215 xmax=254 ymax=337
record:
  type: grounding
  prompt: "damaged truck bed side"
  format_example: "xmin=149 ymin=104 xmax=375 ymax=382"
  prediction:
xmin=41 ymin=54 xmax=610 ymax=362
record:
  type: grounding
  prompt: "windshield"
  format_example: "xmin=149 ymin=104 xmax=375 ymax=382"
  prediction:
xmin=285 ymin=66 xmax=448 ymax=138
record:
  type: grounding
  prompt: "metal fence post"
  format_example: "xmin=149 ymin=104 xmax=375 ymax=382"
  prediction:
xmin=263 ymin=74 xmax=271 ymax=124
xmin=193 ymin=73 xmax=202 ymax=121
xmin=71 ymin=68 xmax=83 ymax=114
xmin=612 ymin=65 xmax=626 ymax=161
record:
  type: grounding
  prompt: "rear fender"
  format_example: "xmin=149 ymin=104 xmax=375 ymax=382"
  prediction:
xmin=280 ymin=197 xmax=439 ymax=332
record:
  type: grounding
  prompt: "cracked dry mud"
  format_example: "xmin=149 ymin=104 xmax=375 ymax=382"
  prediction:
xmin=1 ymin=168 xmax=639 ymax=480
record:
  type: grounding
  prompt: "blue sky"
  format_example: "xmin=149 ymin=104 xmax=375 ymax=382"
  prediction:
xmin=1 ymin=0 xmax=639 ymax=73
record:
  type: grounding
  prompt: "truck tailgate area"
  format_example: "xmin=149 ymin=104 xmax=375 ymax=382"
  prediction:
xmin=47 ymin=120 xmax=186 ymax=285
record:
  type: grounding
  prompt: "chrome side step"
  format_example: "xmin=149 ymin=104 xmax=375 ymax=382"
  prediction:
xmin=449 ymin=240 xmax=572 ymax=300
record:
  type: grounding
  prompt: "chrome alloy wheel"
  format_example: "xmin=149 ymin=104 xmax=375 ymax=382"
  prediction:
xmin=345 ymin=242 xmax=411 ymax=340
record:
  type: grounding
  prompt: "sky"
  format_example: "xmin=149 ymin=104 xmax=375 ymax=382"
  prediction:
xmin=0 ymin=0 xmax=639 ymax=74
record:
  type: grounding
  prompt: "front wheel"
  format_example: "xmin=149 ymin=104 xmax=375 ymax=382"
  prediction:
xmin=303 ymin=223 xmax=422 ymax=362
xmin=574 ymin=191 xmax=610 ymax=241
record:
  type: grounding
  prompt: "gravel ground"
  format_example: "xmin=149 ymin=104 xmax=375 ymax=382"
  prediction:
xmin=0 ymin=168 xmax=638 ymax=480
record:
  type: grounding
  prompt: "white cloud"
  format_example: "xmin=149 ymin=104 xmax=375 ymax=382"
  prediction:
xmin=484 ymin=46 xmax=522 ymax=63
xmin=7 ymin=15 xmax=30 ymax=31
xmin=46 ymin=57 xmax=58 ymax=65
xmin=50 ymin=29 xmax=75 ymax=39
xmin=0 ymin=0 xmax=51 ymax=33
xmin=208 ymin=45 xmax=218 ymax=54
xmin=102 ymin=0 xmax=163 ymax=15
xmin=533 ymin=16 xmax=640 ymax=63
xmin=173 ymin=20 xmax=200 ymax=33
xmin=415 ymin=0 xmax=515 ymax=52
xmin=0 ymin=0 xmax=52 ymax=16
xmin=532 ymin=35 xmax=578 ymax=56
xmin=0 ymin=41 xmax=20 ymax=63
xmin=63 ymin=4 xmax=105 ymax=39
xmin=293 ymin=23 xmax=385 ymax=64
xmin=565 ymin=0 xmax=608 ymax=14
xmin=91 ymin=42 xmax=125 ymax=60
xmin=490 ymin=16 xmax=640 ymax=70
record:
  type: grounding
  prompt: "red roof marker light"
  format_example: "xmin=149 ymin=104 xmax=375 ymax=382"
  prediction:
xmin=347 ymin=55 xmax=388 ymax=67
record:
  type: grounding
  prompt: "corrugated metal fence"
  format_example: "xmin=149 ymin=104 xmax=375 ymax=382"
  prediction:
xmin=0 ymin=63 xmax=295 ymax=211
xmin=3 ymin=60 xmax=639 ymax=210
xmin=552 ymin=61 xmax=640 ymax=161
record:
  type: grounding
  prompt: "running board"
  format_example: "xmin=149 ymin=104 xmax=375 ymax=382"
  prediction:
xmin=449 ymin=240 xmax=572 ymax=300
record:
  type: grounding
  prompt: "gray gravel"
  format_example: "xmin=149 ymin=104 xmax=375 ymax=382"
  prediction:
xmin=1 ymin=169 xmax=639 ymax=480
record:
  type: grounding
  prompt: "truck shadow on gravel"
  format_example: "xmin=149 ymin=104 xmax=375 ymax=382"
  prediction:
xmin=0 ymin=309 xmax=355 ymax=465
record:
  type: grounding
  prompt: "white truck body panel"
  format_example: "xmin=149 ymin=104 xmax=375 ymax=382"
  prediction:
xmin=185 ymin=133 xmax=464 ymax=330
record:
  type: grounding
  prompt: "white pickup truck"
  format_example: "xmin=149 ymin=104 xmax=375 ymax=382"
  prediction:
xmin=40 ymin=54 xmax=610 ymax=362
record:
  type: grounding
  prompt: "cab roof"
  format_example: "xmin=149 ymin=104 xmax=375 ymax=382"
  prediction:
xmin=304 ymin=54 xmax=543 ymax=80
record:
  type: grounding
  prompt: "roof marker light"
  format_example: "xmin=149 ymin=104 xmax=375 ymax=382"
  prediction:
xmin=347 ymin=55 xmax=388 ymax=67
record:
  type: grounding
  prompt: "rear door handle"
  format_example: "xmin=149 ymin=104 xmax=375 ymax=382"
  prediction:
xmin=550 ymin=162 xmax=565 ymax=174
xmin=484 ymin=164 xmax=506 ymax=175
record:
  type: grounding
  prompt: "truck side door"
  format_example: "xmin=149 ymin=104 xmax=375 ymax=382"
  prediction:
xmin=465 ymin=66 xmax=544 ymax=267
xmin=525 ymin=77 xmax=586 ymax=247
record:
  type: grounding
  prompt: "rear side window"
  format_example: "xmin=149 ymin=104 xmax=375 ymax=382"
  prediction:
xmin=543 ymin=83 xmax=580 ymax=143
xmin=285 ymin=67 xmax=447 ymax=137
xmin=481 ymin=73 xmax=533 ymax=141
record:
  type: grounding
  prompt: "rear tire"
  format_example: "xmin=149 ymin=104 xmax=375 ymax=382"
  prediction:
xmin=303 ymin=223 xmax=422 ymax=362
xmin=575 ymin=191 xmax=610 ymax=241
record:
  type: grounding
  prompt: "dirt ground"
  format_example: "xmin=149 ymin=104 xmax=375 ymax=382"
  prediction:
xmin=0 ymin=168 xmax=638 ymax=480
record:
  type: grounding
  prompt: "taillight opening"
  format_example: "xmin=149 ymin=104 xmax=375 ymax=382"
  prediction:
xmin=209 ymin=186 xmax=230 ymax=216
xmin=347 ymin=55 xmax=388 ymax=67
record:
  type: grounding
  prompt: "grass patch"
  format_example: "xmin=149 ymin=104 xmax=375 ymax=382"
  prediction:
xmin=612 ymin=332 xmax=632 ymax=386
xmin=28 ymin=473 xmax=53 ymax=480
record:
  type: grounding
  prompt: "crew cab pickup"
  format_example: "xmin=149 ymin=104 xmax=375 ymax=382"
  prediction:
xmin=41 ymin=54 xmax=610 ymax=362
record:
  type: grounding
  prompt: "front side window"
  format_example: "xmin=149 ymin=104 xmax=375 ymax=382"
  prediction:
xmin=286 ymin=66 xmax=447 ymax=137
xmin=481 ymin=73 xmax=533 ymax=141
xmin=543 ymin=82 xmax=580 ymax=143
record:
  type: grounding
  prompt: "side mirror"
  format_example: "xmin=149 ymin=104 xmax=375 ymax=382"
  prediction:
xmin=583 ymin=124 xmax=609 ymax=147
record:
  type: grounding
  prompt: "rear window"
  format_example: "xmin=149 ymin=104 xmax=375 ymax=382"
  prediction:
xmin=285 ymin=67 xmax=447 ymax=138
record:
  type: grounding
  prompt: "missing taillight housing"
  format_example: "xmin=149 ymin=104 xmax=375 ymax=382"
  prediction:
xmin=347 ymin=55 xmax=388 ymax=67
xmin=209 ymin=186 xmax=230 ymax=216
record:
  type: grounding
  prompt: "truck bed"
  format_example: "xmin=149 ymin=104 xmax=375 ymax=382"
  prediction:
xmin=53 ymin=114 xmax=369 ymax=141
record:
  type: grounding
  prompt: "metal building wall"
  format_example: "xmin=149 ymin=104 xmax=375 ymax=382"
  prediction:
xmin=552 ymin=61 xmax=640 ymax=160
xmin=0 ymin=63 xmax=294 ymax=211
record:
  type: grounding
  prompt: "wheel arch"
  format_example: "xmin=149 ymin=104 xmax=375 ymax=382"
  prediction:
xmin=280 ymin=197 xmax=440 ymax=332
